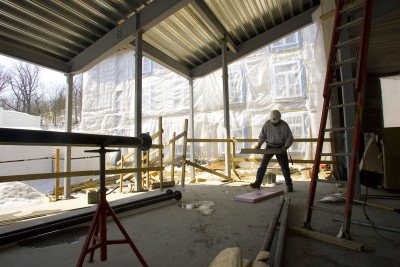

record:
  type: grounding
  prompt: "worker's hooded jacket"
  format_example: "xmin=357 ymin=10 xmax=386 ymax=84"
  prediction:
xmin=257 ymin=120 xmax=293 ymax=149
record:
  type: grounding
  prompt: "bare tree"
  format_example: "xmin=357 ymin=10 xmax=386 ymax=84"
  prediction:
xmin=46 ymin=85 xmax=66 ymax=126
xmin=0 ymin=65 xmax=11 ymax=93
xmin=1 ymin=63 xmax=43 ymax=115
xmin=73 ymin=74 xmax=83 ymax=125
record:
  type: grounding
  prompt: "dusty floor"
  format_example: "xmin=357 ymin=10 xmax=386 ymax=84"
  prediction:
xmin=0 ymin=177 xmax=399 ymax=267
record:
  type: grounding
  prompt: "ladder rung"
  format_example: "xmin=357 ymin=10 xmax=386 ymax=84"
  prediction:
xmin=320 ymin=152 xmax=352 ymax=157
xmin=335 ymin=36 xmax=361 ymax=48
xmin=324 ymin=127 xmax=354 ymax=132
xmin=328 ymin=103 xmax=356 ymax=109
xmin=311 ymin=205 xmax=343 ymax=215
xmin=340 ymin=2 xmax=364 ymax=14
xmin=329 ymin=78 xmax=356 ymax=87
xmin=337 ymin=17 xmax=363 ymax=31
xmin=334 ymin=57 xmax=358 ymax=67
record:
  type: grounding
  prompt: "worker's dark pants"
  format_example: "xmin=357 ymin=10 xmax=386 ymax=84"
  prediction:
xmin=254 ymin=149 xmax=292 ymax=186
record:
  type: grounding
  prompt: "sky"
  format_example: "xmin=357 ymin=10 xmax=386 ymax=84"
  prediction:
xmin=0 ymin=54 xmax=67 ymax=89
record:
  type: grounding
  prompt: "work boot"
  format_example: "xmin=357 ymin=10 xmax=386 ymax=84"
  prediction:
xmin=286 ymin=184 xmax=293 ymax=192
xmin=250 ymin=183 xmax=261 ymax=190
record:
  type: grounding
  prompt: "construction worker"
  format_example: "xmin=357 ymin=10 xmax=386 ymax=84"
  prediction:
xmin=250 ymin=110 xmax=294 ymax=192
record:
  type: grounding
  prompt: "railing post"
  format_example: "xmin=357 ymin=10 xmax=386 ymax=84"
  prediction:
xmin=159 ymin=116 xmax=164 ymax=191
xmin=143 ymin=151 xmax=149 ymax=189
xmin=119 ymin=155 xmax=124 ymax=192
xmin=171 ymin=132 xmax=176 ymax=183
xmin=55 ymin=148 xmax=60 ymax=201
xmin=231 ymin=139 xmax=238 ymax=179
xmin=181 ymin=119 xmax=188 ymax=187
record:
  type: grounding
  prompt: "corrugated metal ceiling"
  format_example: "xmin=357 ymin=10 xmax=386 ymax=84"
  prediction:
xmin=0 ymin=0 xmax=152 ymax=62
xmin=368 ymin=9 xmax=400 ymax=75
xmin=144 ymin=0 xmax=319 ymax=70
xmin=145 ymin=5 xmax=221 ymax=68
xmin=1 ymin=0 xmax=320 ymax=77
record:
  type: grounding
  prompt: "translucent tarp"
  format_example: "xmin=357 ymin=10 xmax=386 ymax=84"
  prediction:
xmin=80 ymin=15 xmax=327 ymax=164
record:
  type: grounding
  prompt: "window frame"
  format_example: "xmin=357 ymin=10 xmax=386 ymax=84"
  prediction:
xmin=281 ymin=112 xmax=309 ymax=156
xmin=269 ymin=32 xmax=303 ymax=52
xmin=228 ymin=64 xmax=247 ymax=105
xmin=270 ymin=59 xmax=307 ymax=100
xmin=98 ymin=82 xmax=113 ymax=109
xmin=142 ymin=57 xmax=153 ymax=75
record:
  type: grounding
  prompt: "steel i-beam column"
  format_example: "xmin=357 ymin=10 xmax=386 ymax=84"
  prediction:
xmin=134 ymin=25 xmax=144 ymax=192
xmin=189 ymin=78 xmax=195 ymax=180
xmin=221 ymin=37 xmax=231 ymax=180
xmin=64 ymin=73 xmax=73 ymax=198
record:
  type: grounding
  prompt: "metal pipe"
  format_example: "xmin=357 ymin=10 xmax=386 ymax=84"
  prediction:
xmin=361 ymin=194 xmax=400 ymax=200
xmin=274 ymin=197 xmax=290 ymax=267
xmin=332 ymin=218 xmax=400 ymax=234
xmin=0 ymin=190 xmax=182 ymax=246
xmin=260 ymin=196 xmax=285 ymax=251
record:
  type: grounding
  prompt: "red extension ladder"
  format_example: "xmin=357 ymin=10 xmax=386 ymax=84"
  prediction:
xmin=304 ymin=0 xmax=373 ymax=238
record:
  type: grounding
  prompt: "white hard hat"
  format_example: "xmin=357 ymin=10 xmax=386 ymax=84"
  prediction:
xmin=270 ymin=110 xmax=281 ymax=124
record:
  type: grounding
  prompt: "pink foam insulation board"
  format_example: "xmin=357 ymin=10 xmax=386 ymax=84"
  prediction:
xmin=234 ymin=189 xmax=284 ymax=203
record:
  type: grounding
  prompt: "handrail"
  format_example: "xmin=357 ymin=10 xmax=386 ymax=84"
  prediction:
xmin=188 ymin=138 xmax=332 ymax=143
xmin=0 ymin=120 xmax=334 ymax=189
xmin=0 ymin=166 xmax=163 ymax=183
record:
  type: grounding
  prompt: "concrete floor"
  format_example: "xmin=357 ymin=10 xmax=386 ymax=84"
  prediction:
xmin=0 ymin=179 xmax=399 ymax=267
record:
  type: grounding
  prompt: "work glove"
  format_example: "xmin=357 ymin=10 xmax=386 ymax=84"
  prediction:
xmin=252 ymin=144 xmax=261 ymax=149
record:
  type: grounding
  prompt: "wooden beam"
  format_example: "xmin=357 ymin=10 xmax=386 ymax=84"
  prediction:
xmin=186 ymin=160 xmax=229 ymax=180
xmin=0 ymin=167 xmax=162 ymax=183
xmin=187 ymin=138 xmax=231 ymax=143
xmin=240 ymin=148 xmax=284 ymax=155
xmin=168 ymin=131 xmax=186 ymax=144
xmin=232 ymin=158 xmax=334 ymax=164
xmin=288 ymin=226 xmax=365 ymax=251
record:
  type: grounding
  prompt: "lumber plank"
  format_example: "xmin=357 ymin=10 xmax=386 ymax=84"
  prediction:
xmin=288 ymin=226 xmax=365 ymax=251
xmin=0 ymin=167 xmax=163 ymax=182
xmin=240 ymin=148 xmax=284 ymax=155
xmin=151 ymin=180 xmax=175 ymax=189
xmin=232 ymin=158 xmax=334 ymax=164
xmin=186 ymin=160 xmax=229 ymax=180
xmin=167 ymin=132 xmax=185 ymax=144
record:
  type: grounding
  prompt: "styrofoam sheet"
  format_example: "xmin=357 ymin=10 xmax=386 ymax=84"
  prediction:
xmin=234 ymin=189 xmax=283 ymax=203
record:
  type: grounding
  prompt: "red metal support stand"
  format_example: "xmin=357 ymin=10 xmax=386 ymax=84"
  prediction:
xmin=76 ymin=147 xmax=148 ymax=267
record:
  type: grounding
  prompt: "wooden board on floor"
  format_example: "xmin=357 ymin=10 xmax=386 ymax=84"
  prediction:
xmin=234 ymin=189 xmax=283 ymax=203
xmin=288 ymin=226 xmax=365 ymax=251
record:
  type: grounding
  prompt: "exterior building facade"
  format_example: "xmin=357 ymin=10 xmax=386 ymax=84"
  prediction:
xmin=80 ymin=22 xmax=326 ymax=162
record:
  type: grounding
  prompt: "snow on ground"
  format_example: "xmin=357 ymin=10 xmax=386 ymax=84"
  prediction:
xmin=0 ymin=182 xmax=48 ymax=211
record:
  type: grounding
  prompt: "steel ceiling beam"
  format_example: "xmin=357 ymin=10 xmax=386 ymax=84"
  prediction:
xmin=69 ymin=0 xmax=192 ymax=74
xmin=0 ymin=39 xmax=71 ymax=73
xmin=191 ymin=6 xmax=318 ymax=78
xmin=191 ymin=0 xmax=237 ymax=53
xmin=129 ymin=41 xmax=192 ymax=79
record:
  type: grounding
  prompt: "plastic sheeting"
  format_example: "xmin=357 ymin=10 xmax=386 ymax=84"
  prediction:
xmin=80 ymin=18 xmax=327 ymax=164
